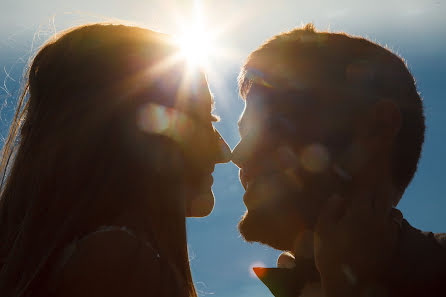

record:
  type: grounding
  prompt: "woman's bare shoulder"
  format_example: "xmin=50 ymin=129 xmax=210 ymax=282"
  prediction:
xmin=51 ymin=227 xmax=161 ymax=297
xmin=74 ymin=227 xmax=160 ymax=264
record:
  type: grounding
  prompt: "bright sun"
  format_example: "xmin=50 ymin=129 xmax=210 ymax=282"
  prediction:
xmin=177 ymin=26 xmax=214 ymax=68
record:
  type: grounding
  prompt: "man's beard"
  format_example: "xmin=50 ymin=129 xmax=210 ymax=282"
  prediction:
xmin=237 ymin=179 xmax=310 ymax=251
xmin=237 ymin=171 xmax=339 ymax=251
xmin=238 ymin=207 xmax=299 ymax=251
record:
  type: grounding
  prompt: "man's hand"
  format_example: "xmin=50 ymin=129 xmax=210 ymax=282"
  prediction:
xmin=313 ymin=194 xmax=400 ymax=297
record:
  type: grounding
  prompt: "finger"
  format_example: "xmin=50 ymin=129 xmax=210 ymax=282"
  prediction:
xmin=277 ymin=252 xmax=296 ymax=269
xmin=293 ymin=230 xmax=314 ymax=259
xmin=313 ymin=231 xmax=322 ymax=256
xmin=315 ymin=194 xmax=346 ymax=234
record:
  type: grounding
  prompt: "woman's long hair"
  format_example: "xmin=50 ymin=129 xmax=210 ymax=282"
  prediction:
xmin=0 ymin=24 xmax=197 ymax=297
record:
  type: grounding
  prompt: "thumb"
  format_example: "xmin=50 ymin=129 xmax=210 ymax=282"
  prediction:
xmin=277 ymin=252 xmax=296 ymax=269
xmin=315 ymin=194 xmax=346 ymax=235
xmin=293 ymin=230 xmax=314 ymax=259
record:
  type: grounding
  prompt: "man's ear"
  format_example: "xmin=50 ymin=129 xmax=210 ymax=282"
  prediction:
xmin=362 ymin=99 xmax=402 ymax=147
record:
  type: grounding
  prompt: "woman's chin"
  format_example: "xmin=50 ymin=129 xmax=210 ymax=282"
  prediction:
xmin=186 ymin=189 xmax=215 ymax=217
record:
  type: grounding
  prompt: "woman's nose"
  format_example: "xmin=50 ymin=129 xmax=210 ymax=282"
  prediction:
xmin=214 ymin=131 xmax=231 ymax=164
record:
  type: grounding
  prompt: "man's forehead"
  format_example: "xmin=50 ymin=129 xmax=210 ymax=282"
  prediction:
xmin=242 ymin=84 xmax=316 ymax=116
xmin=238 ymin=82 xmax=363 ymax=138
xmin=237 ymin=86 xmax=285 ymax=136
xmin=243 ymin=80 xmax=364 ymax=112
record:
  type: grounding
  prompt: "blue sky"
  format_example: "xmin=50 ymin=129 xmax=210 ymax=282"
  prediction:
xmin=1 ymin=1 xmax=445 ymax=296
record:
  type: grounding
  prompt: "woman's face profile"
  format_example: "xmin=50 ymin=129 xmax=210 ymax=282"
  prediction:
xmin=174 ymin=76 xmax=231 ymax=217
xmin=133 ymin=66 xmax=230 ymax=217
xmin=183 ymin=83 xmax=230 ymax=217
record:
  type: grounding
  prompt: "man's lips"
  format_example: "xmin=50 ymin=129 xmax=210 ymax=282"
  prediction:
xmin=240 ymin=167 xmax=284 ymax=191
xmin=241 ymin=170 xmax=287 ymax=207
xmin=239 ymin=156 xmax=291 ymax=191
xmin=242 ymin=177 xmax=274 ymax=207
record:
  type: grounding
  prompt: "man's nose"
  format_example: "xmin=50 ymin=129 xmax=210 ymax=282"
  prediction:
xmin=214 ymin=131 xmax=231 ymax=164
xmin=232 ymin=129 xmax=263 ymax=168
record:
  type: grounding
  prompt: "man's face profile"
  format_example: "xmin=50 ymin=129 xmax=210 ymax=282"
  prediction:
xmin=233 ymin=25 xmax=425 ymax=253
xmin=233 ymin=83 xmax=355 ymax=251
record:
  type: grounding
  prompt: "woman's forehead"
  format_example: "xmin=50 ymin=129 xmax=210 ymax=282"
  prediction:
xmin=130 ymin=55 xmax=214 ymax=123
xmin=171 ymin=70 xmax=214 ymax=122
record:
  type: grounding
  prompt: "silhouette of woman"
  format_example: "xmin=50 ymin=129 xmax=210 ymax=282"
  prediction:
xmin=0 ymin=23 xmax=230 ymax=297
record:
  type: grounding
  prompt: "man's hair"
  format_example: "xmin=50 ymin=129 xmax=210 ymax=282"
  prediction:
xmin=238 ymin=23 xmax=425 ymax=194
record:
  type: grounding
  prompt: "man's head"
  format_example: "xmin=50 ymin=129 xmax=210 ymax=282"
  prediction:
xmin=232 ymin=24 xmax=424 ymax=251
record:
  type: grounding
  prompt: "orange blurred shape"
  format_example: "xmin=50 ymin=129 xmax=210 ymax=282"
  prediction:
xmin=252 ymin=266 xmax=267 ymax=279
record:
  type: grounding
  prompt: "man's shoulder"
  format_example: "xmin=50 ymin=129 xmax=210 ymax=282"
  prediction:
xmin=388 ymin=219 xmax=446 ymax=296
xmin=402 ymin=219 xmax=446 ymax=252
xmin=433 ymin=233 xmax=446 ymax=248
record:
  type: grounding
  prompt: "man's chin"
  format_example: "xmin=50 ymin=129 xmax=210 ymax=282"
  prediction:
xmin=238 ymin=210 xmax=295 ymax=251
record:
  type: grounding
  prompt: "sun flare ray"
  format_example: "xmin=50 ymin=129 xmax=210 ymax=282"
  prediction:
xmin=152 ymin=0 xmax=260 ymax=106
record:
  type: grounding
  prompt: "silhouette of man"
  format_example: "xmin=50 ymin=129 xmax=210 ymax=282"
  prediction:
xmin=232 ymin=24 xmax=446 ymax=297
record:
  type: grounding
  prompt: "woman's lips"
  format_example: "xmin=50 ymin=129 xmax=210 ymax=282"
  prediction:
xmin=200 ymin=174 xmax=214 ymax=188
xmin=207 ymin=175 xmax=214 ymax=186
